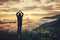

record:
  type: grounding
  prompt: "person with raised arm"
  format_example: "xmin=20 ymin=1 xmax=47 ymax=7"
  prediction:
xmin=16 ymin=10 xmax=24 ymax=36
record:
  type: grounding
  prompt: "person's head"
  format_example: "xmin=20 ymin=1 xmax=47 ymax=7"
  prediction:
xmin=19 ymin=10 xmax=21 ymax=12
xmin=19 ymin=13 xmax=21 ymax=16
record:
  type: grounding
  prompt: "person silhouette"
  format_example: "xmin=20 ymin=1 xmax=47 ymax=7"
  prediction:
xmin=16 ymin=10 xmax=24 ymax=35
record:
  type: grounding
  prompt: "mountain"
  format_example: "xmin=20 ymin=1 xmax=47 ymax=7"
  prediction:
xmin=33 ymin=14 xmax=60 ymax=31
xmin=33 ymin=14 xmax=60 ymax=40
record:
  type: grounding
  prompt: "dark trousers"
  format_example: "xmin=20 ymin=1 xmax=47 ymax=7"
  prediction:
xmin=17 ymin=23 xmax=22 ymax=40
xmin=17 ymin=22 xmax=22 ymax=35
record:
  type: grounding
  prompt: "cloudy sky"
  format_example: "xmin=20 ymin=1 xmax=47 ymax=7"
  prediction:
xmin=0 ymin=0 xmax=60 ymax=14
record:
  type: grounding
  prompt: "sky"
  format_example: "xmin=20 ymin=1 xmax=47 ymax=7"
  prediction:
xmin=0 ymin=0 xmax=60 ymax=31
xmin=0 ymin=0 xmax=60 ymax=14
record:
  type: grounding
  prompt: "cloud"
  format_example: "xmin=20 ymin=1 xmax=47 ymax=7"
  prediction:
xmin=0 ymin=3 xmax=3 ymax=5
xmin=0 ymin=0 xmax=60 ymax=12
xmin=0 ymin=0 xmax=20 ymax=2
xmin=0 ymin=0 xmax=8 ymax=2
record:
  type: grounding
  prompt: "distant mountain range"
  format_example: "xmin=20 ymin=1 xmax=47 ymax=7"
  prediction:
xmin=42 ymin=14 xmax=60 ymax=19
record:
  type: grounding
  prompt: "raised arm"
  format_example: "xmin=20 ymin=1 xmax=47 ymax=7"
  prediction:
xmin=20 ymin=11 xmax=24 ymax=17
xmin=16 ymin=12 xmax=19 ymax=16
xmin=16 ymin=10 xmax=24 ymax=17
xmin=21 ymin=12 xmax=24 ymax=17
